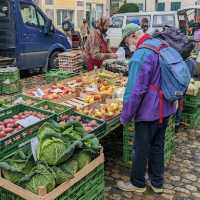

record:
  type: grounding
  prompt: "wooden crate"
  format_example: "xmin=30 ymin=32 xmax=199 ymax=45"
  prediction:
xmin=58 ymin=50 xmax=83 ymax=72
xmin=0 ymin=152 xmax=104 ymax=200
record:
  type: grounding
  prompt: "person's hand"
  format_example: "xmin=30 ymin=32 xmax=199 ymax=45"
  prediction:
xmin=110 ymin=53 xmax=118 ymax=59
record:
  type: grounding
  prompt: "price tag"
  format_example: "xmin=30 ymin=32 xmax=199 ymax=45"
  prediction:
xmin=31 ymin=137 xmax=39 ymax=161
xmin=33 ymin=88 xmax=44 ymax=97
xmin=17 ymin=115 xmax=40 ymax=128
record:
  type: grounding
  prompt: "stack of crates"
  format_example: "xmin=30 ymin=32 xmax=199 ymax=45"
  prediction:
xmin=0 ymin=67 xmax=21 ymax=95
xmin=164 ymin=117 xmax=176 ymax=164
xmin=58 ymin=50 xmax=83 ymax=73
xmin=123 ymin=117 xmax=175 ymax=167
xmin=182 ymin=94 xmax=200 ymax=128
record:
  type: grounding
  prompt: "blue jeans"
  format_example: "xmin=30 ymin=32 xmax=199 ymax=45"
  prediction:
xmin=130 ymin=118 xmax=169 ymax=188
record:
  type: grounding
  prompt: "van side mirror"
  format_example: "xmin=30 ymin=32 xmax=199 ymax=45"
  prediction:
xmin=44 ymin=19 xmax=54 ymax=34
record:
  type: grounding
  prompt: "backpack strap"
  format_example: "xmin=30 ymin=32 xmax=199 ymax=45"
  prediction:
xmin=150 ymin=84 xmax=164 ymax=124
xmin=139 ymin=42 xmax=169 ymax=54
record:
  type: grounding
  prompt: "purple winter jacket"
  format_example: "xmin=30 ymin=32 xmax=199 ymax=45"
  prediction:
xmin=120 ymin=38 xmax=176 ymax=124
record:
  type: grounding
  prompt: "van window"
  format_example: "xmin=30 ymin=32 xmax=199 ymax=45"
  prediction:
xmin=37 ymin=10 xmax=45 ymax=28
xmin=111 ymin=16 xmax=124 ymax=28
xmin=127 ymin=15 xmax=151 ymax=26
xmin=153 ymin=14 xmax=175 ymax=27
xmin=20 ymin=3 xmax=45 ymax=29
xmin=21 ymin=4 xmax=38 ymax=26
xmin=0 ymin=1 xmax=9 ymax=17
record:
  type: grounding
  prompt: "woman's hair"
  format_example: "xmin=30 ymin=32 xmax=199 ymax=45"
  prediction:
xmin=96 ymin=17 xmax=110 ymax=32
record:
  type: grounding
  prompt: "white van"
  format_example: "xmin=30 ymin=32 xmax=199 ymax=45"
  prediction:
xmin=107 ymin=11 xmax=179 ymax=48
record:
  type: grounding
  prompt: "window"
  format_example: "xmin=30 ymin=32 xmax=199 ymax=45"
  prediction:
xmin=20 ymin=3 xmax=46 ymax=28
xmin=37 ymin=11 xmax=45 ymax=27
xmin=77 ymin=1 xmax=84 ymax=7
xmin=111 ymin=16 xmax=124 ymax=28
xmin=171 ymin=2 xmax=181 ymax=11
xmin=45 ymin=0 xmax=53 ymax=5
xmin=153 ymin=15 xmax=175 ymax=27
xmin=126 ymin=15 xmax=151 ymax=26
xmin=137 ymin=3 xmax=143 ymax=11
xmin=46 ymin=9 xmax=54 ymax=21
xmin=57 ymin=9 xmax=74 ymax=26
xmin=156 ymin=2 xmax=165 ymax=11
xmin=21 ymin=4 xmax=38 ymax=27
xmin=0 ymin=1 xmax=9 ymax=17
xmin=96 ymin=4 xmax=103 ymax=20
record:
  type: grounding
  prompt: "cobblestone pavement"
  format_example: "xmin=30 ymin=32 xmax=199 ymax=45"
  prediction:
xmin=103 ymin=128 xmax=200 ymax=200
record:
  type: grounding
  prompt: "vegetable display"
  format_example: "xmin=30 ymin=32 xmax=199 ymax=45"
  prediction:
xmin=0 ymin=120 xmax=101 ymax=194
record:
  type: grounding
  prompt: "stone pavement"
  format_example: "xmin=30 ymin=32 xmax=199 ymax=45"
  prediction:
xmin=103 ymin=128 xmax=200 ymax=200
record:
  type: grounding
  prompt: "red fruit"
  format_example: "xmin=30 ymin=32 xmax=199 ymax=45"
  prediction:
xmin=4 ymin=128 xmax=13 ymax=134
xmin=0 ymin=132 xmax=6 ymax=138
xmin=6 ymin=123 xmax=14 ymax=128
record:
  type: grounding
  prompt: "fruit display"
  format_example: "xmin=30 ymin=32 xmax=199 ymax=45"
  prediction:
xmin=60 ymin=114 xmax=100 ymax=133
xmin=76 ymin=100 xmax=123 ymax=120
xmin=34 ymin=100 xmax=70 ymax=115
xmin=11 ymin=95 xmax=41 ymax=106
xmin=0 ymin=111 xmax=46 ymax=139
xmin=27 ymin=83 xmax=76 ymax=100
xmin=83 ymin=94 xmax=102 ymax=104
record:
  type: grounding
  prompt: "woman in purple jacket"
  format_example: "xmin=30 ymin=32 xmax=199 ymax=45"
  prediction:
xmin=117 ymin=23 xmax=176 ymax=194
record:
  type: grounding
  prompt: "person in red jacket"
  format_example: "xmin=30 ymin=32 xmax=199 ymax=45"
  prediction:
xmin=83 ymin=17 xmax=117 ymax=71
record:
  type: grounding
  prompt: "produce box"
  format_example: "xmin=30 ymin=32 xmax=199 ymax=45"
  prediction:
xmin=0 ymin=99 xmax=10 ymax=111
xmin=123 ymin=122 xmax=135 ymax=166
xmin=9 ymin=94 xmax=42 ymax=106
xmin=0 ymin=104 xmax=55 ymax=158
xmin=59 ymin=111 xmax=106 ymax=138
xmin=0 ymin=67 xmax=20 ymax=83
xmin=0 ymin=150 xmax=104 ymax=200
xmin=58 ymin=50 xmax=83 ymax=73
xmin=0 ymin=81 xmax=22 ymax=95
xmin=45 ymin=69 xmax=77 ymax=83
xmin=34 ymin=100 xmax=71 ymax=117
xmin=182 ymin=94 xmax=200 ymax=127
xmin=26 ymin=82 xmax=77 ymax=102
xmin=184 ymin=94 xmax=200 ymax=108
xmin=76 ymin=100 xmax=122 ymax=136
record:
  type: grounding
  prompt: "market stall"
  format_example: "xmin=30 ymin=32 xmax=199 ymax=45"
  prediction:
xmin=0 ymin=66 xmax=178 ymax=199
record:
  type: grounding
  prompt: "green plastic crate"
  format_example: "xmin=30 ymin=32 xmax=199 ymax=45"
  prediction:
xmin=45 ymin=69 xmax=77 ymax=83
xmin=0 ymin=164 xmax=104 ymax=200
xmin=60 ymin=111 xmax=106 ymax=139
xmin=0 ymin=104 xmax=55 ymax=158
xmin=0 ymin=81 xmax=22 ymax=95
xmin=0 ymin=67 xmax=20 ymax=83
xmin=34 ymin=100 xmax=71 ymax=117
xmin=106 ymin=115 xmax=121 ymax=135
xmin=9 ymin=94 xmax=42 ymax=106
xmin=184 ymin=94 xmax=200 ymax=108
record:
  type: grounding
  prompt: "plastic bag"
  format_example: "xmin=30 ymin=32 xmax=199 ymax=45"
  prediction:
xmin=116 ymin=47 xmax=126 ymax=62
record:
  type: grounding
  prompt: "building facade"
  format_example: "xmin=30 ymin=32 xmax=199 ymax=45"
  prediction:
xmin=127 ymin=0 xmax=200 ymax=12
xmin=36 ymin=0 xmax=110 ymax=30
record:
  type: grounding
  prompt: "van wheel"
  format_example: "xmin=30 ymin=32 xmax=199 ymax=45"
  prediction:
xmin=48 ymin=51 xmax=60 ymax=70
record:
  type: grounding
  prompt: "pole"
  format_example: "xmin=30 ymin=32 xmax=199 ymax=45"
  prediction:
xmin=144 ymin=0 xmax=147 ymax=11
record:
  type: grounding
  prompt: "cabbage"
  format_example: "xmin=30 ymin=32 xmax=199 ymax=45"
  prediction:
xmin=37 ymin=138 xmax=69 ymax=165
xmin=60 ymin=159 xmax=78 ymax=175
xmin=22 ymin=164 xmax=56 ymax=194
xmin=74 ymin=151 xmax=91 ymax=170
xmin=53 ymin=166 xmax=73 ymax=185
